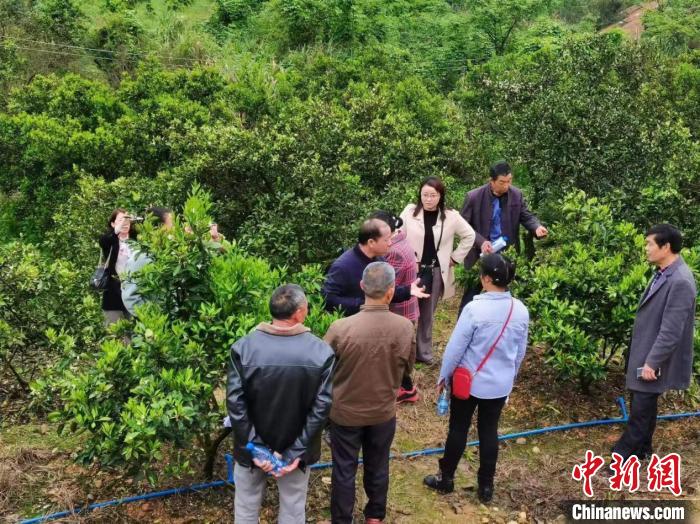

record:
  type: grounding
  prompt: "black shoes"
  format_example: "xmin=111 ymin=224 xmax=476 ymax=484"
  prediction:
xmin=423 ymin=472 xmax=454 ymax=494
xmin=424 ymin=472 xmax=494 ymax=502
xmin=477 ymin=483 xmax=494 ymax=503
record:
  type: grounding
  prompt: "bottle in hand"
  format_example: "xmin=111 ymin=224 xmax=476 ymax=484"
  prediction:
xmin=246 ymin=443 xmax=288 ymax=473
xmin=481 ymin=235 xmax=509 ymax=257
xmin=437 ymin=390 xmax=450 ymax=416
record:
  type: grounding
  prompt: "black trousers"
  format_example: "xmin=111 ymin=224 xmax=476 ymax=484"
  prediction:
xmin=612 ymin=391 xmax=660 ymax=461
xmin=439 ymin=395 xmax=506 ymax=485
xmin=330 ymin=417 xmax=396 ymax=524
xmin=458 ymin=283 xmax=482 ymax=319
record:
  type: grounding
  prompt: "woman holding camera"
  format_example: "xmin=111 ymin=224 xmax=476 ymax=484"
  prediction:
xmin=99 ymin=208 xmax=135 ymax=325
xmin=424 ymin=254 xmax=529 ymax=503
xmin=400 ymin=176 xmax=475 ymax=364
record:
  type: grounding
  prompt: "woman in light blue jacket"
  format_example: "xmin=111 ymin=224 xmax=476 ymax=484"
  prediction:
xmin=424 ymin=253 xmax=529 ymax=503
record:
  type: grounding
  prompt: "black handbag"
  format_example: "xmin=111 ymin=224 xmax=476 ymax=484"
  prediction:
xmin=90 ymin=246 xmax=113 ymax=291
xmin=417 ymin=263 xmax=434 ymax=292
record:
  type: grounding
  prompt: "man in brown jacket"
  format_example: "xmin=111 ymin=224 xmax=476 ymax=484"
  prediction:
xmin=324 ymin=262 xmax=415 ymax=524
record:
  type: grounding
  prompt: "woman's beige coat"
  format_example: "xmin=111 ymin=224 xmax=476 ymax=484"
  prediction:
xmin=400 ymin=204 xmax=475 ymax=299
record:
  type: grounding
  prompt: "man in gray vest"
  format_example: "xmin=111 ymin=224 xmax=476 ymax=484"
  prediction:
xmin=612 ymin=224 xmax=697 ymax=461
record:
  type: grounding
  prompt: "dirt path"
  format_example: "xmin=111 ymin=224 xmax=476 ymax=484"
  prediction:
xmin=601 ymin=2 xmax=660 ymax=40
xmin=2 ymin=295 xmax=699 ymax=523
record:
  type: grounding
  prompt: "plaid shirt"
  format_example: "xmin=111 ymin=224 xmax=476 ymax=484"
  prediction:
xmin=386 ymin=230 xmax=420 ymax=321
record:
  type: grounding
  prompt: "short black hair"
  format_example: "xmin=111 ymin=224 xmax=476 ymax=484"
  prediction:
xmin=358 ymin=218 xmax=388 ymax=245
xmin=269 ymin=284 xmax=307 ymax=320
xmin=370 ymin=210 xmax=403 ymax=233
xmin=480 ymin=253 xmax=516 ymax=288
xmin=646 ymin=224 xmax=683 ymax=254
xmin=145 ymin=206 xmax=172 ymax=225
xmin=489 ymin=161 xmax=512 ymax=180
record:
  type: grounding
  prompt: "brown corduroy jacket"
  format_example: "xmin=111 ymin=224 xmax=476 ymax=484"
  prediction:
xmin=324 ymin=304 xmax=416 ymax=426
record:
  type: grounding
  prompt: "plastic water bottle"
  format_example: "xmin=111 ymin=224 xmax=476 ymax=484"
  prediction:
xmin=481 ymin=235 xmax=509 ymax=257
xmin=437 ymin=390 xmax=450 ymax=416
xmin=246 ymin=443 xmax=287 ymax=473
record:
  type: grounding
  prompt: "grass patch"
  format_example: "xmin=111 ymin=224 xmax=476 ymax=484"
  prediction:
xmin=0 ymin=423 xmax=82 ymax=458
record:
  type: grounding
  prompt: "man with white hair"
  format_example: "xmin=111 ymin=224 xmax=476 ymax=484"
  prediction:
xmin=323 ymin=262 xmax=416 ymax=524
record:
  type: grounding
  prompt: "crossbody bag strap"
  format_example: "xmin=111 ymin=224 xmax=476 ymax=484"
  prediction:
xmin=429 ymin=213 xmax=446 ymax=266
xmin=474 ymin=298 xmax=515 ymax=375
xmin=100 ymin=245 xmax=114 ymax=270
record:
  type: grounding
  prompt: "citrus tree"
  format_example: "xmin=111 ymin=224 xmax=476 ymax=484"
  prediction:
xmin=43 ymin=186 xmax=339 ymax=482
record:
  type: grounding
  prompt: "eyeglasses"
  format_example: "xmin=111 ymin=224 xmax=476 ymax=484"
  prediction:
xmin=421 ymin=193 xmax=440 ymax=199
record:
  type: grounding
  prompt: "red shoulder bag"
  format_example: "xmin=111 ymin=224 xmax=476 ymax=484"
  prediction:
xmin=452 ymin=298 xmax=515 ymax=400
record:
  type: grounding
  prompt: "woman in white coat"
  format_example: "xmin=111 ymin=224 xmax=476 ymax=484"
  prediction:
xmin=400 ymin=176 xmax=475 ymax=363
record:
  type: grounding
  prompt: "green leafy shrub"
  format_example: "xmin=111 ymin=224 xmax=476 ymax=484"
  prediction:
xmin=457 ymin=190 xmax=700 ymax=393
xmin=682 ymin=247 xmax=700 ymax=380
xmin=269 ymin=0 xmax=354 ymax=49
xmin=31 ymin=0 xmax=86 ymax=45
xmin=46 ymin=187 xmax=339 ymax=481
xmin=0 ymin=242 xmax=102 ymax=397
xmin=455 ymin=33 xmax=700 ymax=246
xmin=44 ymin=171 xmax=193 ymax=271
xmin=643 ymin=0 xmax=700 ymax=56
xmin=513 ymin=191 xmax=650 ymax=392
xmin=209 ymin=0 xmax=264 ymax=31
xmin=89 ymin=9 xmax=147 ymax=82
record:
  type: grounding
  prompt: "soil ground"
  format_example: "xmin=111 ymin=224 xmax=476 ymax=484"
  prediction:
xmin=601 ymin=2 xmax=660 ymax=40
xmin=2 ymin=296 xmax=699 ymax=523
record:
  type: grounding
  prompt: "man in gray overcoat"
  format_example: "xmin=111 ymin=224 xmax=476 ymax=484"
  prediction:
xmin=613 ymin=224 xmax=697 ymax=461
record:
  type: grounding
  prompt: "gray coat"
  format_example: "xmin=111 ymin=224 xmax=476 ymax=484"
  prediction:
xmin=460 ymin=183 xmax=541 ymax=268
xmin=626 ymin=256 xmax=697 ymax=393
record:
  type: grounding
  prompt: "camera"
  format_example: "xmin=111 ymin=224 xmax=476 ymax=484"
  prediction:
xmin=126 ymin=214 xmax=145 ymax=224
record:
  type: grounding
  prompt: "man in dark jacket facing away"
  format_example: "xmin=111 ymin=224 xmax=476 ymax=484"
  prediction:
xmin=227 ymin=284 xmax=335 ymax=524
xmin=459 ymin=161 xmax=548 ymax=315
xmin=612 ymin=224 xmax=697 ymax=461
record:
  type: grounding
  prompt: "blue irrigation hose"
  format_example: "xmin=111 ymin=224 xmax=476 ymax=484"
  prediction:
xmin=618 ymin=396 xmax=629 ymax=420
xmin=22 ymin=398 xmax=700 ymax=523
xmin=312 ymin=396 xmax=632 ymax=466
